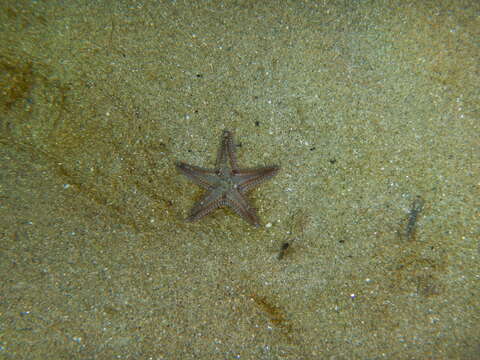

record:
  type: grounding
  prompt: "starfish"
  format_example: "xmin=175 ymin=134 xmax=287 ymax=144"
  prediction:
xmin=176 ymin=130 xmax=280 ymax=227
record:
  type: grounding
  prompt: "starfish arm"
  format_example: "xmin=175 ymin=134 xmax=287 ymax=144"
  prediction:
xmin=216 ymin=130 xmax=239 ymax=171
xmin=225 ymin=189 xmax=260 ymax=227
xmin=176 ymin=162 xmax=219 ymax=189
xmin=186 ymin=189 xmax=225 ymax=222
xmin=234 ymin=166 xmax=280 ymax=193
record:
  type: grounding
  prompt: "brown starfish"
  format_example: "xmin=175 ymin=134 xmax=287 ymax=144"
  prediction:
xmin=176 ymin=130 xmax=280 ymax=227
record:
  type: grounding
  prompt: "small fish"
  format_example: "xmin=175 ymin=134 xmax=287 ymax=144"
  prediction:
xmin=277 ymin=242 xmax=290 ymax=260
xmin=401 ymin=196 xmax=425 ymax=241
